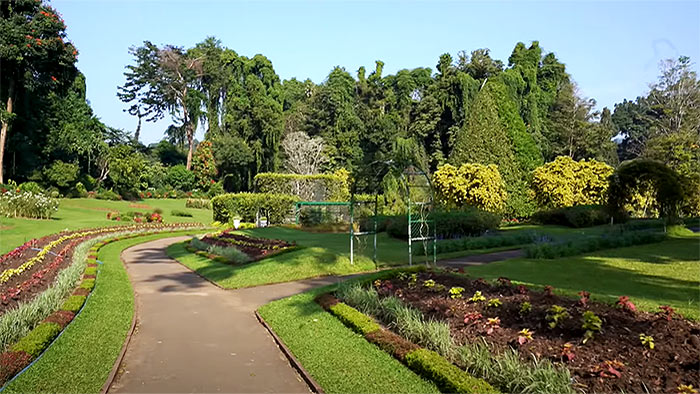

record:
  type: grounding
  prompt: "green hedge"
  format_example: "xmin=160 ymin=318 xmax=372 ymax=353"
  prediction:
xmin=525 ymin=230 xmax=667 ymax=259
xmin=211 ymin=193 xmax=297 ymax=223
xmin=431 ymin=232 xmax=536 ymax=255
xmin=11 ymin=323 xmax=62 ymax=358
xmin=79 ymin=279 xmax=95 ymax=291
xmin=254 ymin=173 xmax=349 ymax=202
xmin=531 ymin=205 xmax=610 ymax=228
xmin=405 ymin=349 xmax=499 ymax=394
xmin=60 ymin=295 xmax=87 ymax=313
xmin=388 ymin=208 xmax=500 ymax=240
xmin=328 ymin=302 xmax=381 ymax=335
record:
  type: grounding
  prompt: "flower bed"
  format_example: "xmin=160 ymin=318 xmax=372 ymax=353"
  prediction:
xmin=0 ymin=225 xmax=206 ymax=387
xmin=338 ymin=271 xmax=699 ymax=394
xmin=196 ymin=230 xmax=294 ymax=261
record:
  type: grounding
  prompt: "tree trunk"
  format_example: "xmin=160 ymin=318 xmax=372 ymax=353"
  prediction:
xmin=134 ymin=115 xmax=142 ymax=142
xmin=0 ymin=79 xmax=15 ymax=184
xmin=186 ymin=122 xmax=194 ymax=170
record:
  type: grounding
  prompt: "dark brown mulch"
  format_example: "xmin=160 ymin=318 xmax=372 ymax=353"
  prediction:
xmin=199 ymin=231 xmax=294 ymax=260
xmin=372 ymin=271 xmax=700 ymax=394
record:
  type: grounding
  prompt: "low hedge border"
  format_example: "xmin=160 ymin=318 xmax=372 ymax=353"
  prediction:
xmin=315 ymin=293 xmax=498 ymax=394
xmin=0 ymin=227 xmax=207 ymax=388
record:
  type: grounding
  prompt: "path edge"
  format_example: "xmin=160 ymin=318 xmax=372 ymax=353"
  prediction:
xmin=99 ymin=248 xmax=141 ymax=394
xmin=255 ymin=310 xmax=325 ymax=394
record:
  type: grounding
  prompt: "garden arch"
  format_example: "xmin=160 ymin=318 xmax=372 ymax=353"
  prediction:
xmin=607 ymin=159 xmax=684 ymax=223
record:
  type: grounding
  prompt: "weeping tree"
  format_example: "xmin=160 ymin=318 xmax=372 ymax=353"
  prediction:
xmin=118 ymin=41 xmax=204 ymax=169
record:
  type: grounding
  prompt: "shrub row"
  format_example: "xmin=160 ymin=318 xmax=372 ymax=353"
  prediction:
xmin=316 ymin=294 xmax=497 ymax=394
xmin=525 ymin=230 xmax=667 ymax=259
xmin=0 ymin=191 xmax=59 ymax=219
xmin=387 ymin=208 xmax=500 ymax=240
xmin=531 ymin=205 xmax=610 ymax=228
xmin=185 ymin=198 xmax=211 ymax=209
xmin=253 ymin=172 xmax=349 ymax=202
xmin=430 ymin=232 xmax=537 ymax=255
xmin=211 ymin=193 xmax=296 ymax=224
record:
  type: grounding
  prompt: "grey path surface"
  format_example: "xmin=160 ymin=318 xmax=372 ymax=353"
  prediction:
xmin=437 ymin=249 xmax=524 ymax=267
xmin=109 ymin=237 xmax=348 ymax=394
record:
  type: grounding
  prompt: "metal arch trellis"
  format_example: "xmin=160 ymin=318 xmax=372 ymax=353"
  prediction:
xmin=401 ymin=166 xmax=437 ymax=267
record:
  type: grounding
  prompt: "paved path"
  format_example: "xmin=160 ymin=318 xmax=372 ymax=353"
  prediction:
xmin=109 ymin=237 xmax=350 ymax=394
xmin=437 ymin=248 xmax=524 ymax=267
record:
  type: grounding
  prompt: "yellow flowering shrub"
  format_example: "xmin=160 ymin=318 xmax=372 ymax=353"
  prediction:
xmin=433 ymin=163 xmax=507 ymax=213
xmin=531 ymin=156 xmax=613 ymax=208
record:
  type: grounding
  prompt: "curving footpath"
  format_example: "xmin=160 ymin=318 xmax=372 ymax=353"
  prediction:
xmin=108 ymin=237 xmax=348 ymax=393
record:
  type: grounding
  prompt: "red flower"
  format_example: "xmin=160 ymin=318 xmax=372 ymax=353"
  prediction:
xmin=26 ymin=44 xmax=31 ymax=48
xmin=51 ymin=76 xmax=57 ymax=82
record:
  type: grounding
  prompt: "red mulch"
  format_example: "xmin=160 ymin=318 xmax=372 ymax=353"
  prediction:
xmin=368 ymin=271 xmax=700 ymax=394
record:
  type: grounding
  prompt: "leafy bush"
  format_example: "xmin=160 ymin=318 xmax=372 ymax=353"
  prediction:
xmin=300 ymin=207 xmax=344 ymax=227
xmin=189 ymin=237 xmax=252 ymax=264
xmin=433 ymin=163 xmax=507 ymax=213
xmin=253 ymin=170 xmax=350 ymax=202
xmin=192 ymin=141 xmax=217 ymax=189
xmin=531 ymin=205 xmax=610 ymax=228
xmin=212 ymin=193 xmax=296 ymax=224
xmin=94 ymin=189 xmax=121 ymax=201
xmin=387 ymin=208 xmax=500 ymax=240
xmin=0 ymin=191 xmax=59 ymax=219
xmin=186 ymin=198 xmax=211 ymax=209
xmin=18 ymin=181 xmax=43 ymax=194
xmin=11 ymin=322 xmax=62 ymax=358
xmin=525 ymin=230 xmax=666 ymax=259
xmin=165 ymin=164 xmax=195 ymax=191
xmin=405 ymin=349 xmax=499 ymax=394
xmin=43 ymin=161 xmax=79 ymax=190
xmin=171 ymin=210 xmax=193 ymax=217
xmin=0 ymin=351 xmax=32 ymax=383
xmin=531 ymin=156 xmax=613 ymax=209
xmin=108 ymin=145 xmax=148 ymax=195
xmin=207 ymin=181 xmax=225 ymax=198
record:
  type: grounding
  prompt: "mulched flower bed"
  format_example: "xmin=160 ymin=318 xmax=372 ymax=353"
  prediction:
xmin=199 ymin=231 xmax=294 ymax=260
xmin=372 ymin=271 xmax=700 ymax=394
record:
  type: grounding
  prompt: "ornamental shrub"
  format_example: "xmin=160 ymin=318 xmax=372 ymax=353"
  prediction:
xmin=253 ymin=169 xmax=349 ymax=202
xmin=433 ymin=163 xmax=507 ymax=213
xmin=405 ymin=349 xmax=499 ymax=394
xmin=192 ymin=141 xmax=218 ymax=189
xmin=387 ymin=208 xmax=500 ymax=240
xmin=42 ymin=161 xmax=79 ymax=191
xmin=186 ymin=198 xmax=211 ymax=209
xmin=531 ymin=156 xmax=613 ymax=208
xmin=211 ymin=193 xmax=296 ymax=224
xmin=11 ymin=322 xmax=62 ymax=358
xmin=531 ymin=205 xmax=610 ymax=228
xmin=0 ymin=190 xmax=59 ymax=219
xmin=524 ymin=230 xmax=666 ymax=259
xmin=17 ymin=181 xmax=43 ymax=194
xmin=165 ymin=164 xmax=195 ymax=191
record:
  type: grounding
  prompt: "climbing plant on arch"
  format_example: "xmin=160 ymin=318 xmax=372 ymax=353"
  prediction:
xmin=607 ymin=159 xmax=684 ymax=222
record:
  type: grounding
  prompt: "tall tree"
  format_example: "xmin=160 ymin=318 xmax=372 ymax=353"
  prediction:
xmin=1 ymin=0 xmax=79 ymax=183
xmin=118 ymin=41 xmax=204 ymax=170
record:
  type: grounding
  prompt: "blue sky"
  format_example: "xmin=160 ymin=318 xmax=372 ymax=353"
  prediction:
xmin=54 ymin=0 xmax=700 ymax=144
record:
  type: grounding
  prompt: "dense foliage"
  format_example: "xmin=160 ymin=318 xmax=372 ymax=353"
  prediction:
xmin=531 ymin=157 xmax=613 ymax=209
xmin=432 ymin=163 xmax=507 ymax=213
xmin=1 ymin=1 xmax=698 ymax=221
xmin=211 ymin=192 xmax=296 ymax=223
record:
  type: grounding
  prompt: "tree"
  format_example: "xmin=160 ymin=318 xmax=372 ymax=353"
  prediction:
xmin=1 ymin=0 xmax=79 ymax=183
xmin=192 ymin=140 xmax=217 ymax=189
xmin=531 ymin=156 xmax=614 ymax=208
xmin=457 ymin=48 xmax=504 ymax=80
xmin=107 ymin=145 xmax=147 ymax=196
xmin=118 ymin=41 xmax=204 ymax=170
xmin=646 ymin=56 xmax=700 ymax=136
xmin=281 ymin=131 xmax=327 ymax=175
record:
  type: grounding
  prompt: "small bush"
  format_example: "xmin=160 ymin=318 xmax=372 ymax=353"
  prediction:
xmin=79 ymin=279 xmax=95 ymax=290
xmin=207 ymin=244 xmax=252 ymax=264
xmin=0 ymin=351 xmax=32 ymax=383
xmin=0 ymin=190 xmax=59 ymax=219
xmin=171 ymin=209 xmax=193 ymax=217
xmin=405 ymin=349 xmax=499 ymax=394
xmin=531 ymin=205 xmax=610 ymax=228
xmin=61 ymin=295 xmax=87 ymax=313
xmin=328 ymin=302 xmax=381 ymax=335
xmin=42 ymin=310 xmax=76 ymax=328
xmin=83 ymin=266 xmax=97 ymax=276
xmin=431 ymin=232 xmax=536 ymax=255
xmin=94 ymin=189 xmax=121 ymax=201
xmin=11 ymin=322 xmax=62 ymax=358
xmin=165 ymin=164 xmax=195 ymax=191
xmin=18 ymin=181 xmax=43 ymax=194
xmin=186 ymin=198 xmax=211 ymax=209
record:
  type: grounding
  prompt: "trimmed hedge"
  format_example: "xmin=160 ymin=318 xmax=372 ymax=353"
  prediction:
xmin=211 ymin=193 xmax=296 ymax=224
xmin=328 ymin=302 xmax=381 ymax=335
xmin=405 ymin=349 xmax=499 ymax=394
xmin=388 ymin=208 xmax=500 ymax=240
xmin=254 ymin=172 xmax=349 ymax=202
xmin=11 ymin=323 xmax=62 ymax=358
xmin=525 ymin=230 xmax=666 ymax=259
xmin=79 ymin=278 xmax=95 ymax=291
xmin=531 ymin=205 xmax=610 ymax=228
xmin=185 ymin=198 xmax=211 ymax=209
xmin=431 ymin=232 xmax=536 ymax=255
xmin=83 ymin=266 xmax=97 ymax=276
xmin=60 ymin=295 xmax=87 ymax=313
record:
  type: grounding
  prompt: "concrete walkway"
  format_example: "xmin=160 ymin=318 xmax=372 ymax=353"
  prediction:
xmin=109 ymin=237 xmax=349 ymax=394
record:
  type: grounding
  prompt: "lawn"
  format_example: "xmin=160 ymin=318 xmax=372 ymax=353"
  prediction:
xmin=258 ymin=287 xmax=439 ymax=394
xmin=0 ymin=198 xmax=211 ymax=254
xmin=462 ymin=234 xmax=700 ymax=319
xmin=3 ymin=230 xmax=205 ymax=393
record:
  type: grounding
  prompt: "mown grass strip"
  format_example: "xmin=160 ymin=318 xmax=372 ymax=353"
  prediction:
xmin=2 ymin=230 xmax=204 ymax=394
xmin=258 ymin=289 xmax=439 ymax=394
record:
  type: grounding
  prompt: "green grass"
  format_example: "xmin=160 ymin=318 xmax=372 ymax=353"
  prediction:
xmin=258 ymin=289 xmax=439 ymax=394
xmin=463 ymin=234 xmax=700 ymax=319
xmin=3 ymin=230 xmax=204 ymax=394
xmin=0 ymin=198 xmax=211 ymax=254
